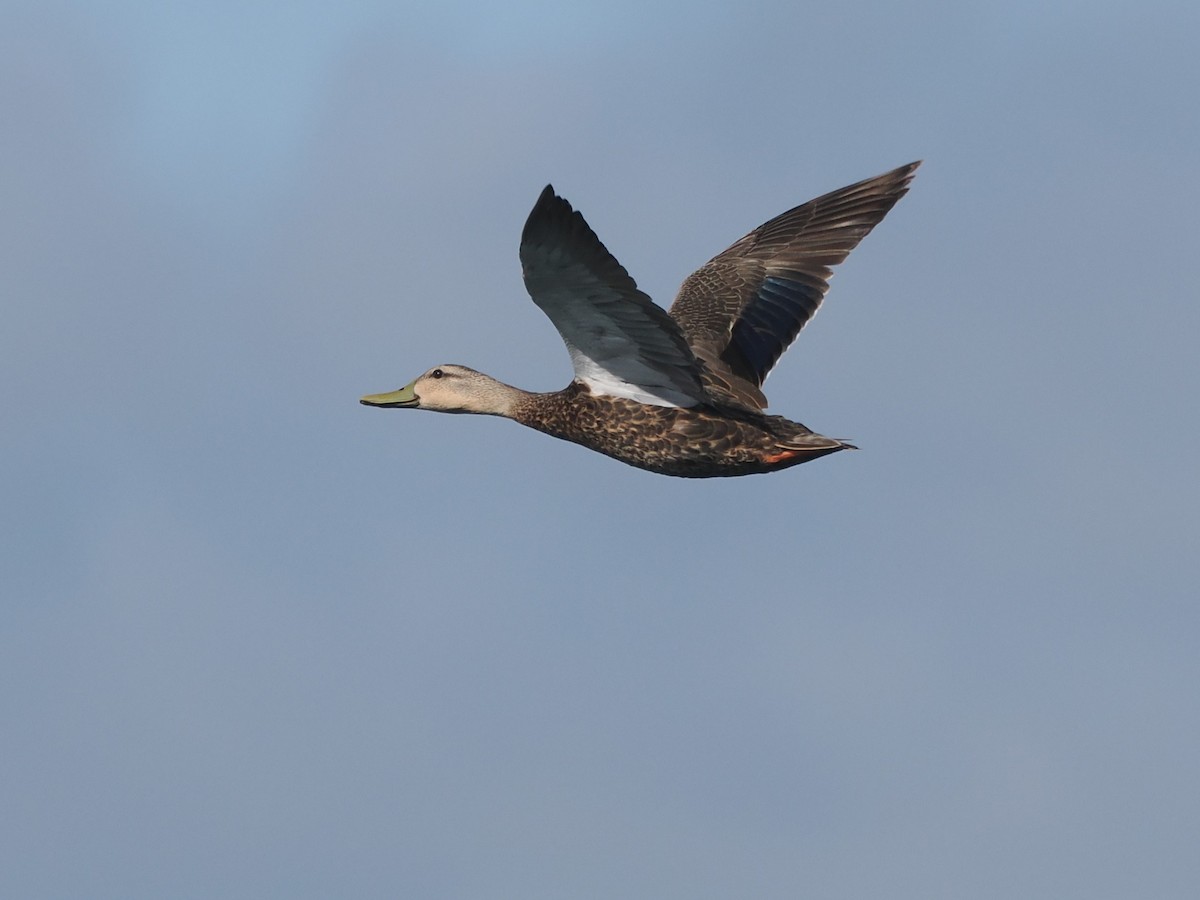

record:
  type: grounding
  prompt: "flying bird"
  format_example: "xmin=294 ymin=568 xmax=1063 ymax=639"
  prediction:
xmin=361 ymin=163 xmax=918 ymax=478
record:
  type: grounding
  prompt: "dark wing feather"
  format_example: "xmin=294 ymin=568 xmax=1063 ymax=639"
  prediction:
xmin=520 ymin=186 xmax=709 ymax=408
xmin=669 ymin=162 xmax=919 ymax=409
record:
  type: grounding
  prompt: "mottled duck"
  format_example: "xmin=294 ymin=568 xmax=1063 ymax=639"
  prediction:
xmin=361 ymin=162 xmax=918 ymax=478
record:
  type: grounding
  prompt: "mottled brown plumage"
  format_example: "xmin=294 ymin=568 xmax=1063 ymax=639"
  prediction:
xmin=510 ymin=383 xmax=847 ymax=478
xmin=361 ymin=163 xmax=918 ymax=478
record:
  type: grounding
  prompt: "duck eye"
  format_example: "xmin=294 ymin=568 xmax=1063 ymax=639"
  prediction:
xmin=431 ymin=368 xmax=444 ymax=379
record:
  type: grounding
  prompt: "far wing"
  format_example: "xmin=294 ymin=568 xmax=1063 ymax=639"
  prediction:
xmin=520 ymin=186 xmax=709 ymax=408
xmin=669 ymin=162 xmax=919 ymax=409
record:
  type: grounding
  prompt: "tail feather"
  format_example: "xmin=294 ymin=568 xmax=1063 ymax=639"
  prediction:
xmin=778 ymin=433 xmax=854 ymax=452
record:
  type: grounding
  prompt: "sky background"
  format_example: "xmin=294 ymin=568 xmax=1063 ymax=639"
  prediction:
xmin=3 ymin=2 xmax=1199 ymax=898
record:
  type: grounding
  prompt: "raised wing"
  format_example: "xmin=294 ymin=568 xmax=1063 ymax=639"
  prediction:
xmin=669 ymin=162 xmax=919 ymax=409
xmin=520 ymin=185 xmax=710 ymax=408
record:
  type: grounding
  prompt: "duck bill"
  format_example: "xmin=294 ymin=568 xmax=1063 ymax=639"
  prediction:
xmin=360 ymin=382 xmax=419 ymax=408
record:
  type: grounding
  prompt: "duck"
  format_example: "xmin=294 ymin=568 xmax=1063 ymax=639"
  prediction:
xmin=361 ymin=162 xmax=918 ymax=478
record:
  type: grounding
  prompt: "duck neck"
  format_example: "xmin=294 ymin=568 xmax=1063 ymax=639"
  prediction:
xmin=468 ymin=377 xmax=529 ymax=418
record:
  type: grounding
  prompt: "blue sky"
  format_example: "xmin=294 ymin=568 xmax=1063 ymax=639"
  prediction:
xmin=3 ymin=2 xmax=1199 ymax=898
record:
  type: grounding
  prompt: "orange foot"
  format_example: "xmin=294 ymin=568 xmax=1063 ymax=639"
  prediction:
xmin=761 ymin=449 xmax=802 ymax=465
